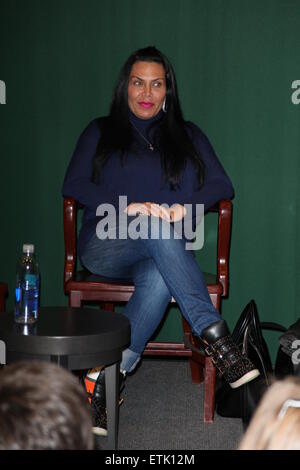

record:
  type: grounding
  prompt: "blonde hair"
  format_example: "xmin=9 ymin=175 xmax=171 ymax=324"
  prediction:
xmin=239 ymin=376 xmax=300 ymax=450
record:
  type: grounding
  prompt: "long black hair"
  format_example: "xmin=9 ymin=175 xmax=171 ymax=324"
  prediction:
xmin=92 ymin=46 xmax=205 ymax=189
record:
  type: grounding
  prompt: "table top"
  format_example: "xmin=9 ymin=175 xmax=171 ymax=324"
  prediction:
xmin=0 ymin=307 xmax=131 ymax=357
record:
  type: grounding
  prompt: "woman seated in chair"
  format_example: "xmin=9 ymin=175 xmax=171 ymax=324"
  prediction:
xmin=62 ymin=46 xmax=259 ymax=435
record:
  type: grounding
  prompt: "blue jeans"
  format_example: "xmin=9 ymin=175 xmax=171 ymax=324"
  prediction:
xmin=81 ymin=215 xmax=221 ymax=372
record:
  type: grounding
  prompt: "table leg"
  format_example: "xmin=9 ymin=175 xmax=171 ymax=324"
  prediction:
xmin=105 ymin=362 xmax=120 ymax=450
xmin=50 ymin=355 xmax=68 ymax=368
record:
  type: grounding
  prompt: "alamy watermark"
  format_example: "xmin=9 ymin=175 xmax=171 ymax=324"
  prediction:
xmin=95 ymin=196 xmax=204 ymax=250
xmin=0 ymin=340 xmax=5 ymax=364
xmin=0 ymin=80 xmax=6 ymax=104
xmin=291 ymin=80 xmax=300 ymax=105
xmin=291 ymin=339 xmax=300 ymax=365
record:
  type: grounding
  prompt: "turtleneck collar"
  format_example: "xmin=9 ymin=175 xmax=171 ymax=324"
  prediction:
xmin=129 ymin=108 xmax=164 ymax=132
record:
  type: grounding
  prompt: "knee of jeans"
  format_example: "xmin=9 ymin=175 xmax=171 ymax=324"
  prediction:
xmin=154 ymin=274 xmax=172 ymax=301
xmin=134 ymin=262 xmax=171 ymax=300
xmin=145 ymin=218 xmax=186 ymax=252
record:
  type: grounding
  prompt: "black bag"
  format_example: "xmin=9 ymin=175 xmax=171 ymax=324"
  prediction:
xmin=215 ymin=300 xmax=286 ymax=425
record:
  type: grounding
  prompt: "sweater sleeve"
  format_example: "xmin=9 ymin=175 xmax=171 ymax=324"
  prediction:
xmin=62 ymin=119 xmax=111 ymax=212
xmin=186 ymin=124 xmax=234 ymax=212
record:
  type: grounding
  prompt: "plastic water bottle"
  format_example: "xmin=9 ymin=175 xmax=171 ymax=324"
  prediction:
xmin=15 ymin=244 xmax=39 ymax=324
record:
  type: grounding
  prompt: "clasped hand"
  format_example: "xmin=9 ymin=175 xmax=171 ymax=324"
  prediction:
xmin=125 ymin=202 xmax=186 ymax=222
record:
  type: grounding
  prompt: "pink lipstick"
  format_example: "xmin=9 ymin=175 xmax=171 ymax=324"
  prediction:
xmin=139 ymin=101 xmax=154 ymax=108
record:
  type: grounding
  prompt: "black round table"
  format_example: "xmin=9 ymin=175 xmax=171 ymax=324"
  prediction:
xmin=0 ymin=306 xmax=131 ymax=450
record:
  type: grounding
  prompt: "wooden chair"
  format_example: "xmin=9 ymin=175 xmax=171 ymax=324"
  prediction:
xmin=63 ymin=197 xmax=232 ymax=422
xmin=0 ymin=282 xmax=8 ymax=312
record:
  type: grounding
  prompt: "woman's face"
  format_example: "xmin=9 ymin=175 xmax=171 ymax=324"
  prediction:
xmin=128 ymin=61 xmax=166 ymax=120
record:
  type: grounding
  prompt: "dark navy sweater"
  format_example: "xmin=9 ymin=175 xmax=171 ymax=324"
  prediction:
xmin=62 ymin=110 xmax=234 ymax=257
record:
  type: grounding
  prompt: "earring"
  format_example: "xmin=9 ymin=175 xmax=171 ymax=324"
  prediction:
xmin=162 ymin=97 xmax=167 ymax=113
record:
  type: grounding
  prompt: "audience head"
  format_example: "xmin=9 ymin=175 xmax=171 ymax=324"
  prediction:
xmin=239 ymin=376 xmax=300 ymax=450
xmin=0 ymin=361 xmax=93 ymax=450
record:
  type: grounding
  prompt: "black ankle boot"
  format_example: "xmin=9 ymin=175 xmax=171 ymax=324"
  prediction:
xmin=201 ymin=319 xmax=260 ymax=389
xmin=87 ymin=368 xmax=126 ymax=436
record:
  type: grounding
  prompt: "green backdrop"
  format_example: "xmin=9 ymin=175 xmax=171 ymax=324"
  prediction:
xmin=1 ymin=0 xmax=300 ymax=361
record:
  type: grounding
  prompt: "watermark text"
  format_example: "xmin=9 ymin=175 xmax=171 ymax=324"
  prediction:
xmin=0 ymin=340 xmax=6 ymax=364
xmin=291 ymin=80 xmax=300 ymax=105
xmin=0 ymin=80 xmax=6 ymax=104
xmin=95 ymin=196 xmax=204 ymax=250
xmin=291 ymin=339 xmax=300 ymax=365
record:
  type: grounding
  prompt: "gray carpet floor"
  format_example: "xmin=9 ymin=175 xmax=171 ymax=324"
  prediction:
xmin=105 ymin=357 xmax=245 ymax=450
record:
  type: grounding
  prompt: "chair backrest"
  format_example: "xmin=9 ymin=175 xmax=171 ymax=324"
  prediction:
xmin=63 ymin=198 xmax=232 ymax=296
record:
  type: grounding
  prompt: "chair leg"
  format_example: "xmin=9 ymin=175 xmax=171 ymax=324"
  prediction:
xmin=69 ymin=291 xmax=82 ymax=307
xmin=182 ymin=317 xmax=204 ymax=385
xmin=189 ymin=357 xmax=204 ymax=384
xmin=203 ymin=356 xmax=216 ymax=423
xmin=0 ymin=283 xmax=7 ymax=312
xmin=101 ymin=303 xmax=114 ymax=312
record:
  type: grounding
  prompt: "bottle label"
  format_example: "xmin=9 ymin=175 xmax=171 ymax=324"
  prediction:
xmin=15 ymin=273 xmax=39 ymax=324
xmin=24 ymin=274 xmax=39 ymax=289
xmin=15 ymin=287 xmax=21 ymax=302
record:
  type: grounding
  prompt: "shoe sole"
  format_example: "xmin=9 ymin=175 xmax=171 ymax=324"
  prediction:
xmin=230 ymin=369 xmax=260 ymax=389
xmin=93 ymin=426 xmax=107 ymax=437
xmin=91 ymin=398 xmax=124 ymax=438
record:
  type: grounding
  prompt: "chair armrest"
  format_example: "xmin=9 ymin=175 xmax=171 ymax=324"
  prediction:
xmin=216 ymin=200 xmax=232 ymax=297
xmin=63 ymin=197 xmax=77 ymax=290
xmin=63 ymin=197 xmax=232 ymax=297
